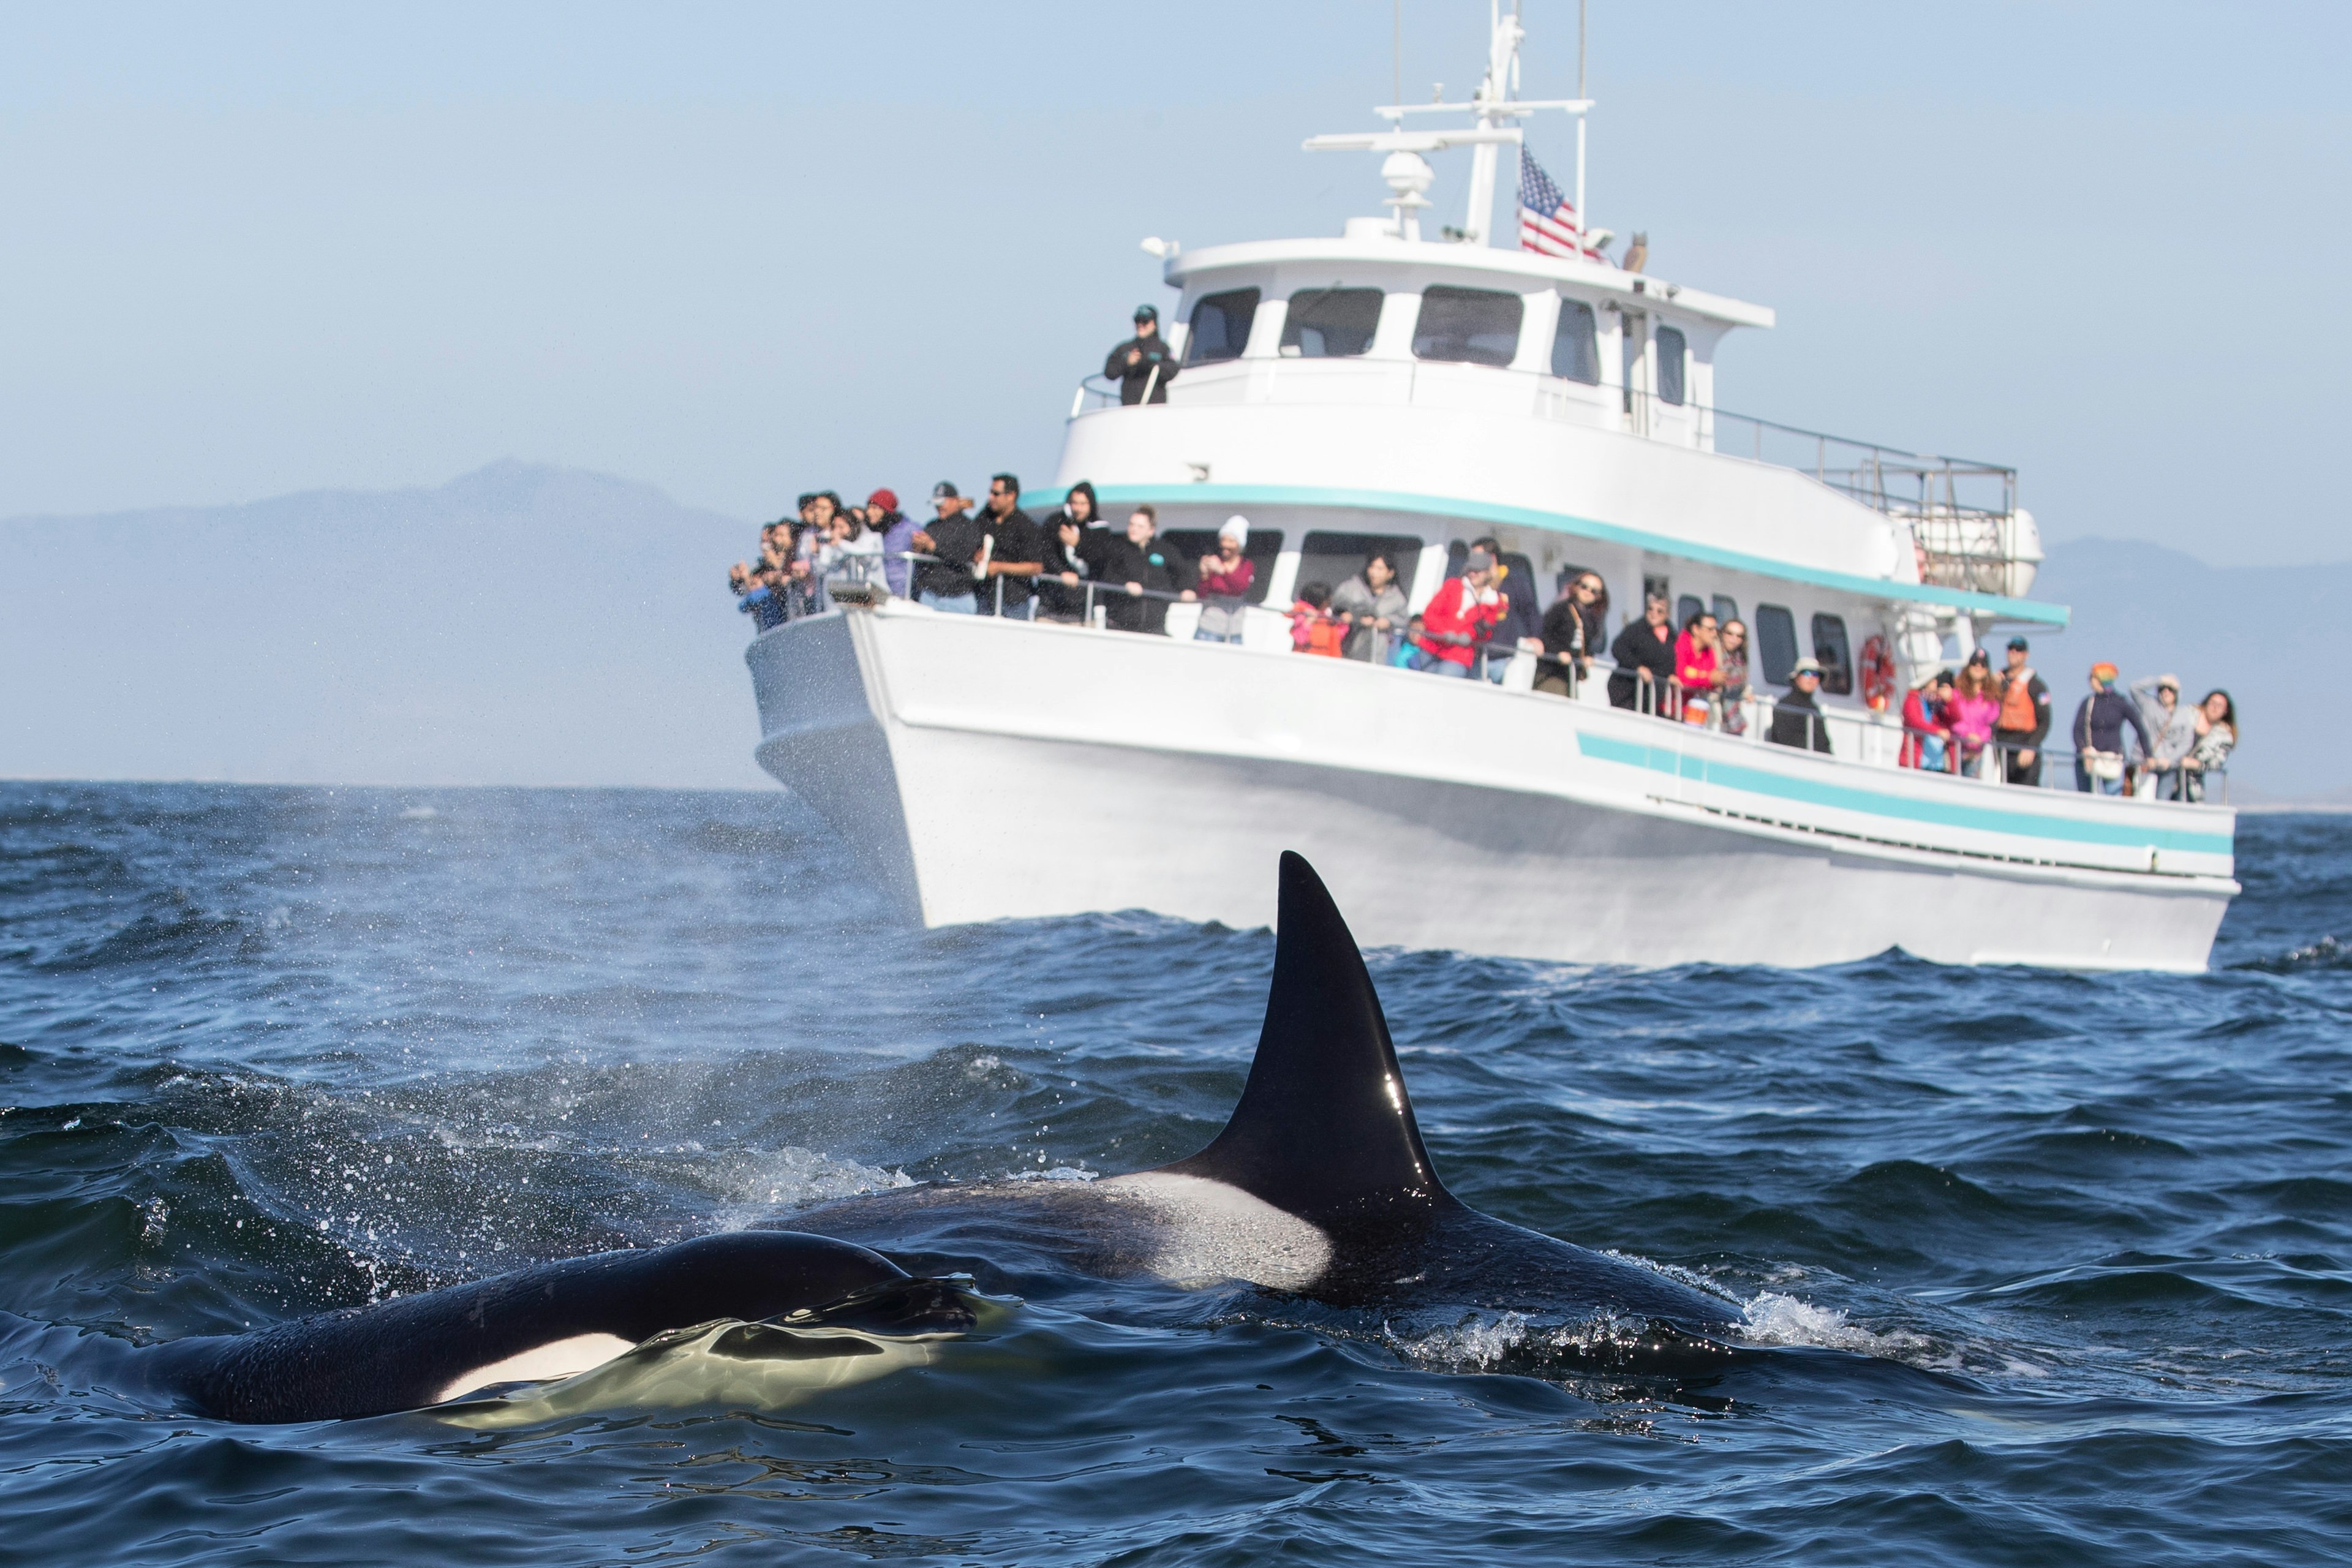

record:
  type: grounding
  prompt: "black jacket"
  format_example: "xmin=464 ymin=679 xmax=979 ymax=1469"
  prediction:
xmin=1105 ymin=333 xmax=1180 ymax=404
xmin=1537 ymin=597 xmax=1589 ymax=684
xmin=1607 ymin=618 xmax=1676 ymax=708
xmin=975 ymin=508 xmax=1044 ymax=614
xmin=1768 ymin=687 xmax=1834 ymax=753
xmin=2072 ymin=689 xmax=2152 ymax=757
xmin=1035 ymin=521 xmax=1097 ymax=620
xmin=1098 ymin=532 xmax=1191 ymax=633
xmin=911 ymin=511 xmax=984 ymax=600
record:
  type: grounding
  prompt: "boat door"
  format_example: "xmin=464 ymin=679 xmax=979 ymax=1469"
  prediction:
xmin=1619 ymin=309 xmax=1649 ymax=437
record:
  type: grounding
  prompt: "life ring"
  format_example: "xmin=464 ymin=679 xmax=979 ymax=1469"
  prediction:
xmin=1860 ymin=635 xmax=1898 ymax=710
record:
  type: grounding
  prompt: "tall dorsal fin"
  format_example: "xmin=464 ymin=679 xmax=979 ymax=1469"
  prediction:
xmin=1163 ymin=852 xmax=1455 ymax=1220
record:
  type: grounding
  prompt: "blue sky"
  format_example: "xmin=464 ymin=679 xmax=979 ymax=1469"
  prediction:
xmin=4 ymin=1 xmax=2346 ymax=563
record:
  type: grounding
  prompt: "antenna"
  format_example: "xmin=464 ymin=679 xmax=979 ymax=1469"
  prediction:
xmin=1392 ymin=0 xmax=1401 ymax=108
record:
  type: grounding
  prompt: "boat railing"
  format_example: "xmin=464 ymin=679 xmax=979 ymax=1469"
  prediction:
xmin=1071 ymin=375 xmax=1129 ymax=417
xmin=815 ymin=565 xmax=2221 ymax=808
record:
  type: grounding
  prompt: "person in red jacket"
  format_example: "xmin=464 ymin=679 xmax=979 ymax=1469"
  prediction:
xmin=1409 ymin=548 xmax=1509 ymax=677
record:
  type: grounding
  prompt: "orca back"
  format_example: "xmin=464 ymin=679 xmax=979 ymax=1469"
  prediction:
xmin=1162 ymin=852 xmax=1456 ymax=1224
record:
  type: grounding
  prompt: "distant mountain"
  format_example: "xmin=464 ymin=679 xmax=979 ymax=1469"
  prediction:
xmin=1 ymin=462 xmax=769 ymax=788
xmin=2030 ymin=537 xmax=2333 ymax=800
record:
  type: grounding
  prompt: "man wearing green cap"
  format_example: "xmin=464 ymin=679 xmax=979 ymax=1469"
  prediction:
xmin=1105 ymin=305 xmax=1179 ymax=405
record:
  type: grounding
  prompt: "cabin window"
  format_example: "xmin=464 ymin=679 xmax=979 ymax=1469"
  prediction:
xmin=1811 ymin=613 xmax=1854 ymax=696
xmin=1185 ymin=289 xmax=1260 ymax=365
xmin=1676 ymin=595 xmax=1705 ymax=631
xmin=1412 ymin=286 xmax=1523 ymax=368
xmin=1299 ymin=531 xmax=1422 ymax=600
xmin=1163 ymin=527 xmax=1284 ymax=603
xmin=1550 ymin=299 xmax=1600 ymax=384
xmin=1280 ymin=287 xmax=1382 ymax=358
xmin=1712 ymin=595 xmax=1739 ymax=629
xmin=1756 ymin=604 xmax=1799 ymax=684
xmin=1656 ymin=326 xmax=1687 ymax=406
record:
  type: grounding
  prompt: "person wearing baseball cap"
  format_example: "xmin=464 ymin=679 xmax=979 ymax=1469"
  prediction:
xmin=1104 ymin=303 xmax=1179 ymax=405
xmin=1768 ymin=658 xmax=1834 ymax=754
xmin=1992 ymin=635 xmax=2051 ymax=786
xmin=908 ymin=483 xmax=984 ymax=612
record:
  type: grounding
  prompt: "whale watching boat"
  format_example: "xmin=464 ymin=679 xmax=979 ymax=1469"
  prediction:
xmin=745 ymin=6 xmax=2236 ymax=971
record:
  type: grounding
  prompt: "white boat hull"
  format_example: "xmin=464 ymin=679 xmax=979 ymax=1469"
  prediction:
xmin=749 ymin=607 xmax=2234 ymax=973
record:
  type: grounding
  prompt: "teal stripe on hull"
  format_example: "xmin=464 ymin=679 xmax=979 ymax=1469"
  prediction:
xmin=1030 ymin=480 xmax=2068 ymax=625
xmin=1575 ymin=731 xmax=2231 ymax=856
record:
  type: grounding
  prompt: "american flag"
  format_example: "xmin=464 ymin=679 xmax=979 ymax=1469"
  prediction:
xmin=1518 ymin=149 xmax=1602 ymax=262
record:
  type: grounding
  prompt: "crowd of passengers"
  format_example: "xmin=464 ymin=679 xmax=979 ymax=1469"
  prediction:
xmin=729 ymin=481 xmax=2236 ymax=800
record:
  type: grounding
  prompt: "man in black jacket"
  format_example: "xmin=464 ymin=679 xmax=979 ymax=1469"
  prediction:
xmin=1607 ymin=593 xmax=1676 ymax=711
xmin=1105 ymin=306 xmax=1180 ymax=405
xmin=910 ymin=481 xmax=984 ymax=611
xmin=1768 ymin=659 xmax=1835 ymax=753
xmin=1098 ymin=507 xmax=1191 ymax=633
xmin=974 ymin=473 xmax=1044 ymax=619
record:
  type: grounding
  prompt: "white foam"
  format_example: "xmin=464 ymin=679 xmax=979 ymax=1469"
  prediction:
xmin=1098 ymin=1171 xmax=1332 ymax=1291
xmin=1736 ymin=1291 xmax=1938 ymax=1360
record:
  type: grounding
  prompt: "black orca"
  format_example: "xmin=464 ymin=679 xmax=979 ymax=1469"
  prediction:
xmin=138 ymin=852 xmax=1734 ymax=1424
xmin=783 ymin=853 xmax=1744 ymax=1341
xmin=143 ymin=1231 xmax=972 ymax=1423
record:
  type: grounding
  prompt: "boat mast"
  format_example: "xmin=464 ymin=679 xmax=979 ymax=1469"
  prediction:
xmin=1308 ymin=4 xmax=1589 ymax=246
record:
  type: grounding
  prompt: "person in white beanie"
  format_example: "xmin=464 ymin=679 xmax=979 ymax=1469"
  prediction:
xmin=1194 ymin=516 xmax=1256 ymax=643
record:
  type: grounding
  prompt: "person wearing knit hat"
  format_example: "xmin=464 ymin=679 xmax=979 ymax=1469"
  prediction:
xmin=1194 ymin=518 xmax=1256 ymax=643
xmin=864 ymin=488 xmax=918 ymax=597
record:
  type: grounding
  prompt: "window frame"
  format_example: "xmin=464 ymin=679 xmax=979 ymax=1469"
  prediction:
xmin=1550 ymin=297 xmax=1601 ymax=385
xmin=1161 ymin=528 xmax=1286 ymax=605
xmin=1185 ymin=288 xmax=1261 ymax=366
xmin=1656 ymin=325 xmax=1688 ymax=407
xmin=1810 ymin=612 xmax=1855 ymax=696
xmin=1280 ymin=286 xmax=1384 ymax=360
xmin=1411 ymin=285 xmax=1525 ymax=368
xmin=1755 ymin=604 xmax=1800 ymax=686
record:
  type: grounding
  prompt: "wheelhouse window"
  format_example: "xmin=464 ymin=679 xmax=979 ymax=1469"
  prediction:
xmin=1755 ymin=604 xmax=1798 ymax=685
xmin=1162 ymin=528 xmax=1284 ymax=603
xmin=1550 ymin=298 xmax=1600 ymax=384
xmin=1412 ymin=286 xmax=1523 ymax=368
xmin=1676 ymin=594 xmax=1705 ymax=631
xmin=1656 ymin=325 xmax=1688 ymax=406
xmin=1810 ymin=613 xmax=1854 ymax=696
xmin=1299 ymin=530 xmax=1422 ymax=600
xmin=1280 ymin=287 xmax=1382 ymax=358
xmin=1185 ymin=288 xmax=1260 ymax=366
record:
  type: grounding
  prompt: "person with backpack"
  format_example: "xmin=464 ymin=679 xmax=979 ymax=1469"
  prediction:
xmin=1992 ymin=636 xmax=2052 ymax=785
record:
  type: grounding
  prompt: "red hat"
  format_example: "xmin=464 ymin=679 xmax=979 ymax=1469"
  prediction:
xmin=866 ymin=488 xmax=898 ymax=511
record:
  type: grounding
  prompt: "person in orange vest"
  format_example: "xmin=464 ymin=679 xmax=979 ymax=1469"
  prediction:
xmin=1993 ymin=636 xmax=2052 ymax=786
xmin=1289 ymin=582 xmax=1347 ymax=657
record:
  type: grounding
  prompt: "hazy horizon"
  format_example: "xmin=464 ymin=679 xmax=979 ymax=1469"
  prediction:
xmin=6 ymin=2 xmax=2349 ymax=565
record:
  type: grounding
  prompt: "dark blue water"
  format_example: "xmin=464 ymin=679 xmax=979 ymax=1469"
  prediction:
xmin=2 ymin=783 xmax=2345 ymax=1566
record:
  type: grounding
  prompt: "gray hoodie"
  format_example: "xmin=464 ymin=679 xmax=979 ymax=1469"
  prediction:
xmin=2131 ymin=677 xmax=2199 ymax=767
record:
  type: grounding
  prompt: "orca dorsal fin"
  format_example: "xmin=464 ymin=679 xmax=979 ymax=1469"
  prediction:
xmin=1163 ymin=852 xmax=1455 ymax=1220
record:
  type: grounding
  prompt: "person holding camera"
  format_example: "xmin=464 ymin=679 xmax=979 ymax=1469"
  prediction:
xmin=1104 ymin=305 xmax=1180 ymax=405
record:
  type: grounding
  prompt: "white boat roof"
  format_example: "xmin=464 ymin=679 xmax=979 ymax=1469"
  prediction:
xmin=1166 ymin=237 xmax=1774 ymax=333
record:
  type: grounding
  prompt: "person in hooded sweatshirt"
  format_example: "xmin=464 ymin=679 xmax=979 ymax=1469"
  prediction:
xmin=1036 ymin=482 xmax=1104 ymax=624
xmin=2071 ymin=663 xmax=2153 ymax=794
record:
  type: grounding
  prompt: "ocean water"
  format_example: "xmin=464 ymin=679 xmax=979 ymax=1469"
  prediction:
xmin=1 ymin=782 xmax=2345 ymax=1567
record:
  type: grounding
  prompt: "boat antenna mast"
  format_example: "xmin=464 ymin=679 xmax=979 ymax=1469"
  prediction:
xmin=1306 ymin=0 xmax=1591 ymax=247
